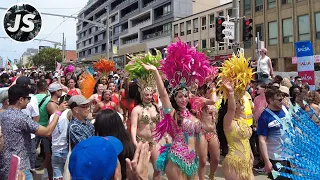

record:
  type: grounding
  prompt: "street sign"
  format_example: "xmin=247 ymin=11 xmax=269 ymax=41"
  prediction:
xmin=222 ymin=21 xmax=235 ymax=40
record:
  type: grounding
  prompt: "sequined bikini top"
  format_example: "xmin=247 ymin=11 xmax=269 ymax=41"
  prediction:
xmin=140 ymin=103 xmax=160 ymax=125
xmin=181 ymin=118 xmax=201 ymax=136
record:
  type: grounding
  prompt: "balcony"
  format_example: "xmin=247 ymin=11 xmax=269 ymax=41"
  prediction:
xmin=143 ymin=0 xmax=156 ymax=8
xmin=154 ymin=3 xmax=171 ymax=20
xmin=142 ymin=25 xmax=172 ymax=40
xmin=121 ymin=34 xmax=138 ymax=45
xmin=121 ymin=2 xmax=139 ymax=18
xmin=131 ymin=12 xmax=151 ymax=28
xmin=111 ymin=0 xmax=128 ymax=11
xmin=121 ymin=22 xmax=128 ymax=32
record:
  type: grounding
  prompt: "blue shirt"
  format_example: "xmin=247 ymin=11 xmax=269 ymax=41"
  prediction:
xmin=0 ymin=107 xmax=39 ymax=179
xmin=257 ymin=107 xmax=289 ymax=160
xmin=67 ymin=117 xmax=94 ymax=149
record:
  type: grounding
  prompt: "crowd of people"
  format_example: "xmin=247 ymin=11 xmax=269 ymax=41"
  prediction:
xmin=0 ymin=42 xmax=319 ymax=180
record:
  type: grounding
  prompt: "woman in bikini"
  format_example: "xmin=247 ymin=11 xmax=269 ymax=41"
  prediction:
xmin=93 ymin=90 xmax=117 ymax=113
xmin=196 ymin=83 xmax=220 ymax=180
xmin=108 ymin=81 xmax=120 ymax=107
xmin=130 ymin=86 xmax=161 ymax=180
xmin=67 ymin=78 xmax=81 ymax=96
xmin=89 ymin=83 xmax=105 ymax=102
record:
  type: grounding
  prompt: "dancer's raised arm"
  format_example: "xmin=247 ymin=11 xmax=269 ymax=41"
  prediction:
xmin=222 ymin=79 xmax=236 ymax=131
xmin=141 ymin=63 xmax=171 ymax=110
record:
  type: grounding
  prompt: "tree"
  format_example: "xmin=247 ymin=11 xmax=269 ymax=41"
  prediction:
xmin=30 ymin=47 xmax=62 ymax=71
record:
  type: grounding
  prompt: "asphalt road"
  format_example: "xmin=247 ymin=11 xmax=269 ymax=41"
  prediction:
xmin=34 ymin=160 xmax=269 ymax=180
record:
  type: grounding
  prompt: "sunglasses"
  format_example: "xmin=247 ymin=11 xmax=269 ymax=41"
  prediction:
xmin=274 ymin=98 xmax=284 ymax=102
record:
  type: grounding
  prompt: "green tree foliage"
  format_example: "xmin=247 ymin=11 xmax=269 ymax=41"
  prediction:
xmin=30 ymin=48 xmax=62 ymax=71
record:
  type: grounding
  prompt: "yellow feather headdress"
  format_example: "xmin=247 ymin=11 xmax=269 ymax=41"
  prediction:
xmin=217 ymin=53 xmax=254 ymax=101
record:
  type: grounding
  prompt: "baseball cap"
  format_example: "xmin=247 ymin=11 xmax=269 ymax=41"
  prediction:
xmin=16 ymin=76 xmax=31 ymax=86
xmin=48 ymin=83 xmax=62 ymax=92
xmin=69 ymin=136 xmax=123 ymax=180
xmin=68 ymin=95 xmax=90 ymax=108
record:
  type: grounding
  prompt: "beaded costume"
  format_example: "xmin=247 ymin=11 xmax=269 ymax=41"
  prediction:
xmin=156 ymin=108 xmax=201 ymax=177
xmin=222 ymin=118 xmax=253 ymax=180
xmin=217 ymin=53 xmax=254 ymax=180
xmin=153 ymin=40 xmax=211 ymax=178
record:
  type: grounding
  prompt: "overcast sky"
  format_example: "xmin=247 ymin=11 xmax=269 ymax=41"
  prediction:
xmin=0 ymin=0 xmax=88 ymax=63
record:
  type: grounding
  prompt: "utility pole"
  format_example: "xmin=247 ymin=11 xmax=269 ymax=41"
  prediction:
xmin=62 ymin=32 xmax=65 ymax=62
xmin=232 ymin=0 xmax=240 ymax=53
xmin=106 ymin=7 xmax=109 ymax=60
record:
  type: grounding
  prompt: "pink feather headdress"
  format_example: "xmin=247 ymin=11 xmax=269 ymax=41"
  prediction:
xmin=159 ymin=39 xmax=211 ymax=96
xmin=64 ymin=65 xmax=75 ymax=75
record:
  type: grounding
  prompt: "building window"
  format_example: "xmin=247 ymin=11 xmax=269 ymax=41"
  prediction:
xmin=244 ymin=0 xmax=251 ymax=16
xmin=193 ymin=18 xmax=199 ymax=33
xmin=201 ymin=16 xmax=206 ymax=30
xmin=298 ymin=15 xmax=310 ymax=41
xmin=202 ymin=39 xmax=207 ymax=48
xmin=180 ymin=22 xmax=185 ymax=36
xmin=218 ymin=11 xmax=224 ymax=16
xmin=174 ymin=24 xmax=178 ymax=37
xmin=163 ymin=23 xmax=172 ymax=34
xmin=102 ymin=44 xmax=106 ymax=51
xmin=281 ymin=0 xmax=292 ymax=5
xmin=210 ymin=38 xmax=215 ymax=49
xmin=89 ymin=28 xmax=92 ymax=34
xmin=95 ymin=46 xmax=99 ymax=53
xmin=244 ymin=41 xmax=251 ymax=48
xmin=268 ymin=0 xmax=276 ymax=8
xmin=209 ymin=14 xmax=214 ymax=28
xmin=218 ymin=42 xmax=224 ymax=51
xmin=194 ymin=40 xmax=199 ymax=46
xmin=88 ymin=49 xmax=91 ymax=55
xmin=316 ymin=12 xmax=320 ymax=39
xmin=163 ymin=3 xmax=171 ymax=15
xmin=268 ymin=21 xmax=278 ymax=45
xmin=227 ymin=9 xmax=232 ymax=16
xmin=282 ymin=18 xmax=293 ymax=43
xmin=255 ymin=0 xmax=263 ymax=12
xmin=187 ymin=20 xmax=192 ymax=34
xmin=256 ymin=24 xmax=264 ymax=40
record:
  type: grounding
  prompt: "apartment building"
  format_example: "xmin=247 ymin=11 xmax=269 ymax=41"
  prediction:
xmin=171 ymin=1 xmax=234 ymax=63
xmin=76 ymin=0 xmax=218 ymax=68
xmin=241 ymin=0 xmax=320 ymax=72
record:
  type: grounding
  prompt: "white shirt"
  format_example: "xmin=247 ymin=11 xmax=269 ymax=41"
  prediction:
xmin=257 ymin=55 xmax=271 ymax=75
xmin=21 ymin=94 xmax=39 ymax=139
xmin=49 ymin=109 xmax=70 ymax=152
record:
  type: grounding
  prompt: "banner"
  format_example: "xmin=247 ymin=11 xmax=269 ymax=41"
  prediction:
xmin=7 ymin=58 xmax=18 ymax=71
xmin=295 ymin=41 xmax=315 ymax=90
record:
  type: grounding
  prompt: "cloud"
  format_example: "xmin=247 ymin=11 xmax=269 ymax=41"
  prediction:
xmin=0 ymin=0 xmax=88 ymax=62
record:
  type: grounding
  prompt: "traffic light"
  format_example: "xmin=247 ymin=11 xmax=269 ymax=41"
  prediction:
xmin=216 ymin=17 xmax=225 ymax=42
xmin=243 ymin=18 xmax=253 ymax=41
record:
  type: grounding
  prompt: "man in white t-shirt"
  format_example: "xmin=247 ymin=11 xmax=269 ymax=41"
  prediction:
xmin=257 ymin=48 xmax=274 ymax=83
xmin=49 ymin=109 xmax=71 ymax=179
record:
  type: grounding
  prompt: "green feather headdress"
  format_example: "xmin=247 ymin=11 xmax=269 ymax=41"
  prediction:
xmin=125 ymin=50 xmax=162 ymax=93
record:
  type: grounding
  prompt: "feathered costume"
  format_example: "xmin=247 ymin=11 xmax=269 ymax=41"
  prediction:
xmin=270 ymin=104 xmax=320 ymax=180
xmin=217 ymin=53 xmax=254 ymax=101
xmin=93 ymin=58 xmax=116 ymax=76
xmin=154 ymin=40 xmax=211 ymax=178
xmin=125 ymin=50 xmax=162 ymax=94
xmin=79 ymin=72 xmax=96 ymax=99
xmin=124 ymin=50 xmax=162 ymax=144
xmin=217 ymin=53 xmax=254 ymax=180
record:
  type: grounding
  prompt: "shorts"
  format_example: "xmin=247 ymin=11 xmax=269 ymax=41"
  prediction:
xmin=52 ymin=149 xmax=68 ymax=179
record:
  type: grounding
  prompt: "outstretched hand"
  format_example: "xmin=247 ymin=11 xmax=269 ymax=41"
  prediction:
xmin=221 ymin=78 xmax=234 ymax=92
xmin=141 ymin=63 xmax=157 ymax=71
xmin=125 ymin=142 xmax=150 ymax=180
